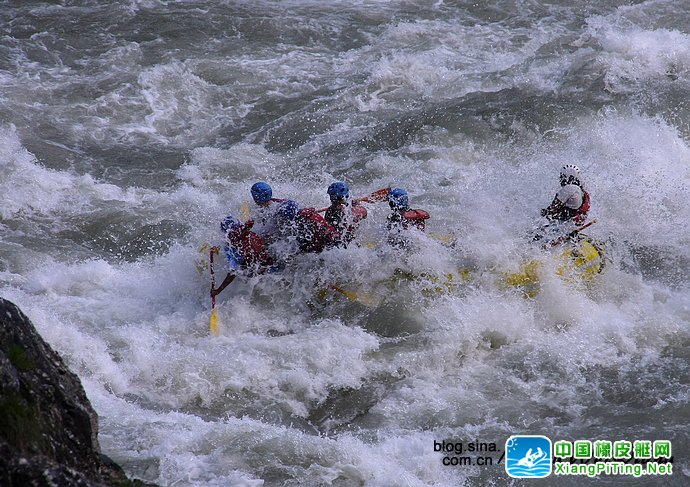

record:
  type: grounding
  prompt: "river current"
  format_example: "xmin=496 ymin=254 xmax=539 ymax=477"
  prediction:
xmin=1 ymin=1 xmax=689 ymax=485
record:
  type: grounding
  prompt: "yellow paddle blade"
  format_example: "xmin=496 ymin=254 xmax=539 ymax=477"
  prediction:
xmin=240 ymin=201 xmax=251 ymax=222
xmin=356 ymin=292 xmax=382 ymax=308
xmin=329 ymin=285 xmax=381 ymax=307
xmin=196 ymin=242 xmax=211 ymax=275
xmin=429 ymin=232 xmax=456 ymax=246
xmin=195 ymin=261 xmax=208 ymax=275
xmin=341 ymin=288 xmax=358 ymax=301
xmin=315 ymin=288 xmax=329 ymax=300
xmin=210 ymin=308 xmax=220 ymax=336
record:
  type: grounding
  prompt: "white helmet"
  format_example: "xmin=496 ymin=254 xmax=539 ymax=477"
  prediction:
xmin=559 ymin=164 xmax=581 ymax=186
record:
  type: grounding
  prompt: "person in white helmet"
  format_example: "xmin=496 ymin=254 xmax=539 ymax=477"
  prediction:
xmin=541 ymin=164 xmax=590 ymax=225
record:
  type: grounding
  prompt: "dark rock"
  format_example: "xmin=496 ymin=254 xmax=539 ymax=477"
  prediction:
xmin=0 ymin=298 xmax=154 ymax=486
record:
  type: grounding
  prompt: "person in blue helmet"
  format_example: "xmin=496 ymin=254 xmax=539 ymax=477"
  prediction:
xmin=295 ymin=206 xmax=339 ymax=253
xmin=386 ymin=188 xmax=430 ymax=248
xmin=269 ymin=199 xmax=303 ymax=260
xmin=211 ymin=215 xmax=275 ymax=298
xmin=250 ymin=181 xmax=275 ymax=206
xmin=247 ymin=181 xmax=300 ymax=249
xmin=274 ymin=199 xmax=299 ymax=237
xmin=324 ymin=181 xmax=368 ymax=247
xmin=268 ymin=193 xmax=339 ymax=254
xmin=248 ymin=181 xmax=280 ymax=241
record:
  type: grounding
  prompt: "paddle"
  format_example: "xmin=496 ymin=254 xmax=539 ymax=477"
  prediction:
xmin=317 ymin=187 xmax=391 ymax=212
xmin=240 ymin=201 xmax=251 ymax=222
xmin=546 ymin=219 xmax=597 ymax=248
xmin=428 ymin=232 xmax=456 ymax=247
xmin=196 ymin=243 xmax=211 ymax=275
xmin=328 ymin=284 xmax=381 ymax=307
xmin=209 ymin=246 xmax=220 ymax=336
xmin=353 ymin=186 xmax=391 ymax=205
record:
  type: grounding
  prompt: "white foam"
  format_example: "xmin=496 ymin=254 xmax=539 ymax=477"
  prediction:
xmin=3 ymin=3 xmax=690 ymax=485
xmin=0 ymin=126 xmax=146 ymax=220
xmin=588 ymin=18 xmax=690 ymax=92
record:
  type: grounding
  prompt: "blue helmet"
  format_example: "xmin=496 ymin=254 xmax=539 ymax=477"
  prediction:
xmin=221 ymin=215 xmax=242 ymax=233
xmin=327 ymin=181 xmax=349 ymax=203
xmin=251 ymin=181 xmax=273 ymax=205
xmin=387 ymin=188 xmax=409 ymax=210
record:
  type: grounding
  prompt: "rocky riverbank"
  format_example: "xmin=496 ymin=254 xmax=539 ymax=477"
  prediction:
xmin=0 ymin=298 xmax=152 ymax=486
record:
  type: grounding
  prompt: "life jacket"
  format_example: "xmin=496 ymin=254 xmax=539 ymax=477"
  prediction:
xmin=544 ymin=187 xmax=590 ymax=224
xmin=325 ymin=203 xmax=368 ymax=246
xmin=573 ymin=190 xmax=590 ymax=225
xmin=226 ymin=224 xmax=273 ymax=270
xmin=295 ymin=208 xmax=339 ymax=253
xmin=352 ymin=205 xmax=367 ymax=221
xmin=386 ymin=208 xmax=430 ymax=248
xmin=400 ymin=209 xmax=430 ymax=231
xmin=248 ymin=198 xmax=290 ymax=243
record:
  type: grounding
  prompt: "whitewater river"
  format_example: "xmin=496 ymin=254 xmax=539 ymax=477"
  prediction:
xmin=1 ymin=1 xmax=688 ymax=485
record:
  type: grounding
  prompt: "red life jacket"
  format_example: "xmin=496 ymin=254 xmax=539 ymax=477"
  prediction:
xmin=295 ymin=208 xmax=339 ymax=253
xmin=227 ymin=225 xmax=273 ymax=268
xmin=401 ymin=209 xmax=430 ymax=231
xmin=386 ymin=208 xmax=430 ymax=248
xmin=352 ymin=204 xmax=367 ymax=222
xmin=573 ymin=190 xmax=590 ymax=225
xmin=325 ymin=203 xmax=368 ymax=246
xmin=325 ymin=204 xmax=368 ymax=226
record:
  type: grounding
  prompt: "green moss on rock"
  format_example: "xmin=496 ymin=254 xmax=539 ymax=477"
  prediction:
xmin=7 ymin=344 xmax=34 ymax=372
xmin=0 ymin=392 xmax=43 ymax=452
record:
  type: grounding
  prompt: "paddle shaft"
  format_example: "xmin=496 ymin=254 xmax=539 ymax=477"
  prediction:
xmin=210 ymin=247 xmax=218 ymax=308
xmin=353 ymin=186 xmax=391 ymax=204
xmin=318 ymin=187 xmax=391 ymax=212
xmin=548 ymin=219 xmax=597 ymax=247
xmin=329 ymin=284 xmax=356 ymax=300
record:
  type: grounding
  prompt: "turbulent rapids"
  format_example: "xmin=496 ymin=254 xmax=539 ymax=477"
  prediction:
xmin=1 ymin=1 xmax=689 ymax=486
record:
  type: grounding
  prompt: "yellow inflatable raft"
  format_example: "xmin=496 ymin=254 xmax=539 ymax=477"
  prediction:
xmin=505 ymin=237 xmax=605 ymax=298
